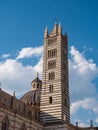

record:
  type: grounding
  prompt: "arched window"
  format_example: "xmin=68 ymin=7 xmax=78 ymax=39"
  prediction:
xmin=65 ymin=99 xmax=67 ymax=106
xmin=52 ymin=50 xmax=54 ymax=57
xmin=4 ymin=98 xmax=6 ymax=105
xmin=48 ymin=73 xmax=51 ymax=80
xmin=37 ymin=84 xmax=39 ymax=88
xmin=2 ymin=98 xmax=6 ymax=105
xmin=20 ymin=123 xmax=26 ymax=130
xmin=49 ymin=85 xmax=53 ymax=93
xmin=48 ymin=60 xmax=56 ymax=69
xmin=48 ymin=50 xmax=49 ymax=58
xmin=23 ymin=104 xmax=26 ymax=113
xmin=49 ymin=96 xmax=52 ymax=104
xmin=35 ymin=110 xmax=37 ymax=119
xmin=17 ymin=104 xmax=20 ymax=112
xmin=48 ymin=72 xmax=55 ymax=80
xmin=48 ymin=49 xmax=57 ymax=58
xmin=51 ymin=72 xmax=55 ymax=80
xmin=54 ymin=49 xmax=57 ymax=56
xmin=33 ymin=83 xmax=35 ymax=88
xmin=2 ymin=116 xmax=9 ymax=130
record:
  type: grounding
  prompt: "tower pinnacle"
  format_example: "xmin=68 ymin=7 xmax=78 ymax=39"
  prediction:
xmin=44 ymin=26 xmax=48 ymax=38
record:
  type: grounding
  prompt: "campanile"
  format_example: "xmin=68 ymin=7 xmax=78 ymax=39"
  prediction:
xmin=40 ymin=23 xmax=70 ymax=123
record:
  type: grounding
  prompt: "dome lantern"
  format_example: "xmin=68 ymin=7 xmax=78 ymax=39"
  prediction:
xmin=31 ymin=73 xmax=42 ymax=90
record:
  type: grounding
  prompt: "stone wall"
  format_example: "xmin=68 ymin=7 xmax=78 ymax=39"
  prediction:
xmin=0 ymin=104 xmax=43 ymax=130
xmin=44 ymin=123 xmax=76 ymax=130
xmin=0 ymin=88 xmax=43 ymax=130
xmin=0 ymin=88 xmax=34 ymax=118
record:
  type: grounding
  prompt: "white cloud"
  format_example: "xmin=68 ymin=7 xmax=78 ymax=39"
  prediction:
xmin=71 ymin=98 xmax=98 ymax=115
xmin=16 ymin=46 xmax=43 ymax=60
xmin=69 ymin=46 xmax=98 ymax=102
xmin=0 ymin=45 xmax=98 ymax=102
xmin=69 ymin=46 xmax=98 ymax=126
xmin=83 ymin=46 xmax=93 ymax=52
xmin=79 ymin=122 xmax=88 ymax=127
xmin=33 ymin=57 xmax=43 ymax=74
xmin=95 ymin=118 xmax=98 ymax=123
xmin=2 ymin=54 xmax=10 ymax=58
xmin=0 ymin=45 xmax=98 ymax=126
xmin=70 ymin=46 xmax=96 ymax=74
xmin=0 ymin=46 xmax=43 ymax=97
xmin=0 ymin=58 xmax=42 ymax=97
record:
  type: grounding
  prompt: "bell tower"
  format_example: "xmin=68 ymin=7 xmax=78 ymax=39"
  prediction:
xmin=40 ymin=23 xmax=70 ymax=123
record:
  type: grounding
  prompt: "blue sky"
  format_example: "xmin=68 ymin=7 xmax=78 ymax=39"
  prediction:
xmin=0 ymin=0 xmax=98 ymax=127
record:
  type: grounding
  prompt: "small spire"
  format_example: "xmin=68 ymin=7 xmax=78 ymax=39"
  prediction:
xmin=58 ymin=22 xmax=62 ymax=35
xmin=76 ymin=121 xmax=78 ymax=127
xmin=0 ymin=83 xmax=1 ymax=90
xmin=90 ymin=120 xmax=93 ymax=127
xmin=59 ymin=22 xmax=61 ymax=28
xmin=45 ymin=26 xmax=48 ymax=32
xmin=44 ymin=26 xmax=48 ymax=38
xmin=36 ymin=72 xmax=39 ymax=78
xmin=13 ymin=91 xmax=15 ymax=97
xmin=55 ymin=17 xmax=59 ymax=25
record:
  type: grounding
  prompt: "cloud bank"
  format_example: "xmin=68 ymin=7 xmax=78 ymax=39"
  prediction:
xmin=0 ymin=45 xmax=98 ymax=126
xmin=69 ymin=46 xmax=98 ymax=102
xmin=0 ymin=46 xmax=43 ymax=97
xmin=2 ymin=54 xmax=10 ymax=59
xmin=16 ymin=46 xmax=43 ymax=60
xmin=69 ymin=46 xmax=98 ymax=126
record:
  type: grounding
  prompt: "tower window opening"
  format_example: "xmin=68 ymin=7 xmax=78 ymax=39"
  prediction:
xmin=54 ymin=49 xmax=57 ymax=56
xmin=49 ymin=96 xmax=52 ymax=104
xmin=33 ymin=83 xmax=35 ymax=88
xmin=3 ymin=98 xmax=6 ymax=105
xmin=49 ymin=85 xmax=53 ymax=93
xmin=48 ymin=50 xmax=49 ymax=58
xmin=65 ymin=99 xmax=67 ymax=106
xmin=48 ymin=49 xmax=57 ymax=58
xmin=53 ymin=50 xmax=55 ymax=57
xmin=37 ymin=84 xmax=39 ymax=88
xmin=20 ymin=123 xmax=26 ymax=130
xmin=16 ymin=104 xmax=20 ymax=112
xmin=23 ymin=104 xmax=26 ymax=113
xmin=2 ymin=120 xmax=9 ymax=130
xmin=34 ymin=103 xmax=36 ymax=106
xmin=48 ymin=72 xmax=55 ymax=80
xmin=52 ymin=50 xmax=54 ymax=57
xmin=48 ymin=60 xmax=56 ymax=69
xmin=50 ymin=50 xmax=52 ymax=58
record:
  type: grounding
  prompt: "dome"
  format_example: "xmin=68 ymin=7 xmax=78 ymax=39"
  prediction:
xmin=21 ymin=90 xmax=40 ymax=106
xmin=21 ymin=74 xmax=42 ymax=107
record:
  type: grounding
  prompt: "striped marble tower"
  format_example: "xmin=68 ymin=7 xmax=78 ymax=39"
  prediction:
xmin=40 ymin=23 xmax=70 ymax=124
